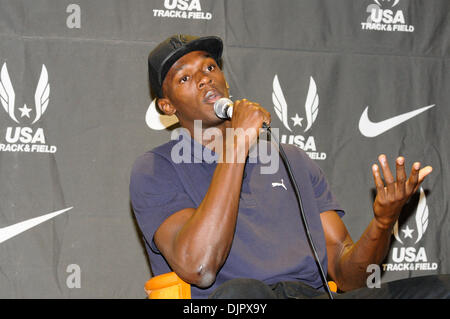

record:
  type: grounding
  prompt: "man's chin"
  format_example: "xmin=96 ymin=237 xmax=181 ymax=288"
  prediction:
xmin=195 ymin=115 xmax=227 ymax=128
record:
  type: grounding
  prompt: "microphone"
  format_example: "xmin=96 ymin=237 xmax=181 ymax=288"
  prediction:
xmin=214 ymin=97 xmax=270 ymax=129
xmin=214 ymin=97 xmax=233 ymax=119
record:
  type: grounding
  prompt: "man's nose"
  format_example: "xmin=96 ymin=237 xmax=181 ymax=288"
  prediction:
xmin=197 ymin=73 xmax=213 ymax=90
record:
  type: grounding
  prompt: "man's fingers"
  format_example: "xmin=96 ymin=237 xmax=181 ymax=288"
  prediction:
xmin=406 ymin=165 xmax=433 ymax=194
xmin=418 ymin=166 xmax=433 ymax=183
xmin=395 ymin=156 xmax=407 ymax=199
xmin=372 ymin=164 xmax=386 ymax=201
xmin=378 ymin=154 xmax=395 ymax=199
xmin=406 ymin=162 xmax=420 ymax=194
xmin=372 ymin=155 xmax=432 ymax=223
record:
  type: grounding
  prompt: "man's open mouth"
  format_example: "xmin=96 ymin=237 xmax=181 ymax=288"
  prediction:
xmin=204 ymin=89 xmax=222 ymax=104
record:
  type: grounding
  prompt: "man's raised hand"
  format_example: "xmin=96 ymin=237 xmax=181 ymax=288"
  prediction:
xmin=371 ymin=154 xmax=432 ymax=229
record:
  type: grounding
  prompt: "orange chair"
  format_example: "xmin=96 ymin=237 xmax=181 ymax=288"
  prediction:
xmin=145 ymin=272 xmax=191 ymax=299
xmin=327 ymin=281 xmax=338 ymax=293
xmin=145 ymin=272 xmax=337 ymax=299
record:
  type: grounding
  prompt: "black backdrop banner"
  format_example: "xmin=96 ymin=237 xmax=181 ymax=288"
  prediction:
xmin=0 ymin=0 xmax=448 ymax=298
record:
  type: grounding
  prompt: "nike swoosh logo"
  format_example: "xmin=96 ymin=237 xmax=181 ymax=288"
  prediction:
xmin=0 ymin=207 xmax=73 ymax=244
xmin=359 ymin=104 xmax=435 ymax=137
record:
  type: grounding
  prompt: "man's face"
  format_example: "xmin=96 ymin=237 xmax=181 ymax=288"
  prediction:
xmin=159 ymin=50 xmax=229 ymax=129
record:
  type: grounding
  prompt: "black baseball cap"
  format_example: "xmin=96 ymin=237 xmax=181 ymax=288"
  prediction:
xmin=148 ymin=34 xmax=223 ymax=98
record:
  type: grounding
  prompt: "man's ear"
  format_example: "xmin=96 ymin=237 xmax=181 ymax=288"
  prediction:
xmin=157 ymin=98 xmax=176 ymax=116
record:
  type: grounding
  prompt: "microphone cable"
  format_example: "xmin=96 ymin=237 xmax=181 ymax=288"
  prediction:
xmin=263 ymin=123 xmax=334 ymax=299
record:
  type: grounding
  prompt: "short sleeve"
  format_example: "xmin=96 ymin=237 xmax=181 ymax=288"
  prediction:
xmin=129 ymin=152 xmax=196 ymax=253
xmin=305 ymin=156 xmax=345 ymax=217
xmin=287 ymin=146 xmax=345 ymax=217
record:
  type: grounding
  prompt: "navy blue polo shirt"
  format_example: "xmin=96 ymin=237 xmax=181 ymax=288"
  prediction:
xmin=130 ymin=129 xmax=344 ymax=298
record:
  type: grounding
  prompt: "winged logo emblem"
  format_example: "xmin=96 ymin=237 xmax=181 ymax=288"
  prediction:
xmin=393 ymin=187 xmax=429 ymax=244
xmin=0 ymin=63 xmax=19 ymax=123
xmin=0 ymin=63 xmax=50 ymax=124
xmin=374 ymin=0 xmax=399 ymax=7
xmin=414 ymin=187 xmax=429 ymax=244
xmin=272 ymin=75 xmax=319 ymax=133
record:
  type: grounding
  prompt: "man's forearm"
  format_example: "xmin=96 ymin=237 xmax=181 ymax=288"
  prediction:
xmin=336 ymin=218 xmax=393 ymax=291
xmin=171 ymin=145 xmax=247 ymax=287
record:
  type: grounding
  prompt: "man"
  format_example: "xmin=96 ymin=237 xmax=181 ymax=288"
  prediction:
xmin=130 ymin=34 xmax=448 ymax=298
